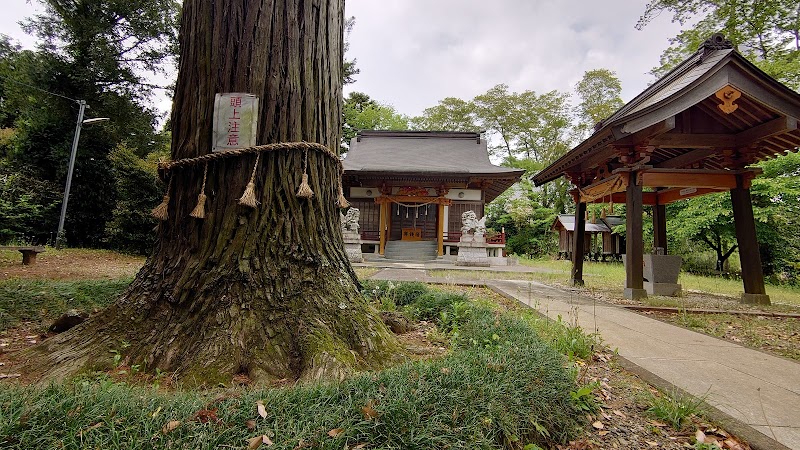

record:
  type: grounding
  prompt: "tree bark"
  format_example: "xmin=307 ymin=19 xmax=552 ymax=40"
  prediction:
xmin=19 ymin=0 xmax=399 ymax=384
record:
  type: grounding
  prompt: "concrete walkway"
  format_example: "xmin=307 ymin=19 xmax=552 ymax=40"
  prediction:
xmin=369 ymin=267 xmax=800 ymax=450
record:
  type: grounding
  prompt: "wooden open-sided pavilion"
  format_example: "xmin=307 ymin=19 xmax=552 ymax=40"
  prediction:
xmin=533 ymin=34 xmax=800 ymax=305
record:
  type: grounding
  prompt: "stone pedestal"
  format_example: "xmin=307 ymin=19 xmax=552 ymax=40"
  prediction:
xmin=643 ymin=254 xmax=682 ymax=296
xmin=456 ymin=235 xmax=489 ymax=267
xmin=342 ymin=231 xmax=363 ymax=263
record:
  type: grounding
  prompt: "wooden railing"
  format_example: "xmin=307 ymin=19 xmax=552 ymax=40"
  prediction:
xmin=360 ymin=230 xmax=506 ymax=245
xmin=443 ymin=231 xmax=506 ymax=244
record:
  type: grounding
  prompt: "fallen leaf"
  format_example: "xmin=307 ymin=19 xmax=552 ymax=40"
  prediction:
xmin=248 ymin=435 xmax=273 ymax=450
xmin=248 ymin=435 xmax=263 ymax=450
xmin=696 ymin=429 xmax=706 ymax=443
xmin=246 ymin=420 xmax=257 ymax=431
xmin=352 ymin=444 xmax=367 ymax=449
xmin=724 ymin=438 xmax=745 ymax=450
xmin=194 ymin=408 xmax=221 ymax=424
xmin=598 ymin=430 xmax=609 ymax=436
xmin=646 ymin=441 xmax=658 ymax=446
xmin=440 ymin=367 xmax=451 ymax=374
xmin=257 ymin=400 xmax=268 ymax=419
xmin=592 ymin=421 xmax=604 ymax=429
xmin=612 ymin=409 xmax=626 ymax=419
xmin=151 ymin=406 xmax=162 ymax=418
xmin=79 ymin=422 xmax=103 ymax=437
xmin=361 ymin=400 xmax=380 ymax=420
xmin=328 ymin=428 xmax=345 ymax=437
xmin=649 ymin=420 xmax=667 ymax=427
xmin=162 ymin=420 xmax=181 ymax=434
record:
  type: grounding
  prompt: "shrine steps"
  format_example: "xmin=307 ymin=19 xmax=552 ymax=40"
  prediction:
xmin=383 ymin=241 xmax=438 ymax=261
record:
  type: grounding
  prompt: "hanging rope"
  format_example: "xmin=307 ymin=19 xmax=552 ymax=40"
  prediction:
xmin=151 ymin=176 xmax=173 ymax=221
xmin=153 ymin=142 xmax=346 ymax=221
xmin=190 ymin=163 xmax=209 ymax=219
xmin=238 ymin=153 xmax=261 ymax=208
xmin=388 ymin=199 xmax=438 ymax=209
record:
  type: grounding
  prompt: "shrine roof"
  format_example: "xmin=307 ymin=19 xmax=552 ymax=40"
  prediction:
xmin=343 ymin=130 xmax=524 ymax=202
xmin=344 ymin=130 xmax=523 ymax=176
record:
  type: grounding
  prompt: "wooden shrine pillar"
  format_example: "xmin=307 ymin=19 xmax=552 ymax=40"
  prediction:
xmin=378 ymin=201 xmax=388 ymax=255
xmin=653 ymin=203 xmax=667 ymax=254
xmin=731 ymin=175 xmax=770 ymax=305
xmin=570 ymin=201 xmax=586 ymax=286
xmin=437 ymin=203 xmax=445 ymax=256
xmin=624 ymin=174 xmax=647 ymax=299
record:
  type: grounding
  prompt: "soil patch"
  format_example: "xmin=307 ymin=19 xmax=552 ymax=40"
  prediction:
xmin=646 ymin=311 xmax=800 ymax=361
xmin=0 ymin=249 xmax=144 ymax=281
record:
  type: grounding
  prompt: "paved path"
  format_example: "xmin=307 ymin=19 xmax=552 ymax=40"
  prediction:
xmin=370 ymin=267 xmax=800 ymax=450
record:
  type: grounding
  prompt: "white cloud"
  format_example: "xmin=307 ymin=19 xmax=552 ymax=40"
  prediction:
xmin=345 ymin=0 xmax=684 ymax=116
xmin=3 ymin=0 xmax=686 ymax=120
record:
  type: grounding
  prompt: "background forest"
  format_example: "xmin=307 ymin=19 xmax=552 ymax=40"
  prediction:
xmin=1 ymin=0 xmax=798 ymax=283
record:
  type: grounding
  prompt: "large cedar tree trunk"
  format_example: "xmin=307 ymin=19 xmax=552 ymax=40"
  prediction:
xmin=20 ymin=0 xmax=399 ymax=384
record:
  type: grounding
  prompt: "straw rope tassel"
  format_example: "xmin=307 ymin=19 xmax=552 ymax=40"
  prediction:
xmin=151 ymin=176 xmax=172 ymax=221
xmin=190 ymin=163 xmax=209 ymax=219
xmin=238 ymin=153 xmax=260 ymax=208
xmin=296 ymin=149 xmax=314 ymax=198
xmin=337 ymin=172 xmax=350 ymax=208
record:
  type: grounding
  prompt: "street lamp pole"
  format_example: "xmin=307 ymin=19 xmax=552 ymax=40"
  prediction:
xmin=55 ymin=100 xmax=111 ymax=248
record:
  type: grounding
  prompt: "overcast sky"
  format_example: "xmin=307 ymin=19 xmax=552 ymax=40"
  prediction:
xmin=2 ymin=0 xmax=686 ymax=118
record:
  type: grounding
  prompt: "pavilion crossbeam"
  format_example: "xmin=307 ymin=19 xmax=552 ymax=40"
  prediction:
xmin=637 ymin=168 xmax=761 ymax=190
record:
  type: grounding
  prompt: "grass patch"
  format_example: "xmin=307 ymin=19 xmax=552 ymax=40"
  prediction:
xmin=431 ymin=258 xmax=800 ymax=308
xmin=0 ymin=278 xmax=130 ymax=331
xmin=644 ymin=389 xmax=705 ymax=430
xmin=352 ymin=267 xmax=378 ymax=280
xmin=1 ymin=282 xmax=588 ymax=449
xmin=663 ymin=312 xmax=800 ymax=361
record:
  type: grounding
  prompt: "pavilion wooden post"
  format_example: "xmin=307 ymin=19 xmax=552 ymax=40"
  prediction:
xmin=378 ymin=201 xmax=388 ymax=255
xmin=653 ymin=203 xmax=667 ymax=254
xmin=570 ymin=200 xmax=587 ymax=286
xmin=624 ymin=173 xmax=647 ymax=299
xmin=731 ymin=175 xmax=770 ymax=305
xmin=437 ymin=203 xmax=445 ymax=256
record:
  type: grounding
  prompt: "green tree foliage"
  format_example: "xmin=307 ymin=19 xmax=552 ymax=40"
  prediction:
xmin=637 ymin=0 xmax=800 ymax=89
xmin=103 ymin=145 xmax=166 ymax=254
xmin=515 ymin=90 xmax=572 ymax=163
xmin=341 ymin=91 xmax=409 ymax=152
xmin=473 ymin=84 xmax=520 ymax=160
xmin=668 ymin=152 xmax=800 ymax=281
xmin=574 ymin=69 xmax=624 ymax=137
xmin=410 ymin=97 xmax=477 ymax=131
xmin=343 ymin=16 xmax=359 ymax=85
xmin=0 ymin=1 xmax=177 ymax=247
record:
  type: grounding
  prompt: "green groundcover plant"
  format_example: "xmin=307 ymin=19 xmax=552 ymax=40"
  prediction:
xmin=1 ymin=281 xmax=592 ymax=449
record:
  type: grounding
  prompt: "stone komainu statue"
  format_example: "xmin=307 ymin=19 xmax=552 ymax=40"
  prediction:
xmin=340 ymin=207 xmax=360 ymax=233
xmin=460 ymin=210 xmax=486 ymax=237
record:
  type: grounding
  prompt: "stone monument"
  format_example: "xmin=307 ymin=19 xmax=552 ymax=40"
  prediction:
xmin=340 ymin=207 xmax=363 ymax=263
xmin=643 ymin=250 xmax=682 ymax=296
xmin=456 ymin=210 xmax=490 ymax=267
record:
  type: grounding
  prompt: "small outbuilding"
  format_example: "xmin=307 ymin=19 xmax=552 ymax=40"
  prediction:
xmin=552 ymin=214 xmax=625 ymax=261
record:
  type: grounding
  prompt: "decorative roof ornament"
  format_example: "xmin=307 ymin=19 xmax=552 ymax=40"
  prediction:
xmin=700 ymin=33 xmax=734 ymax=59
